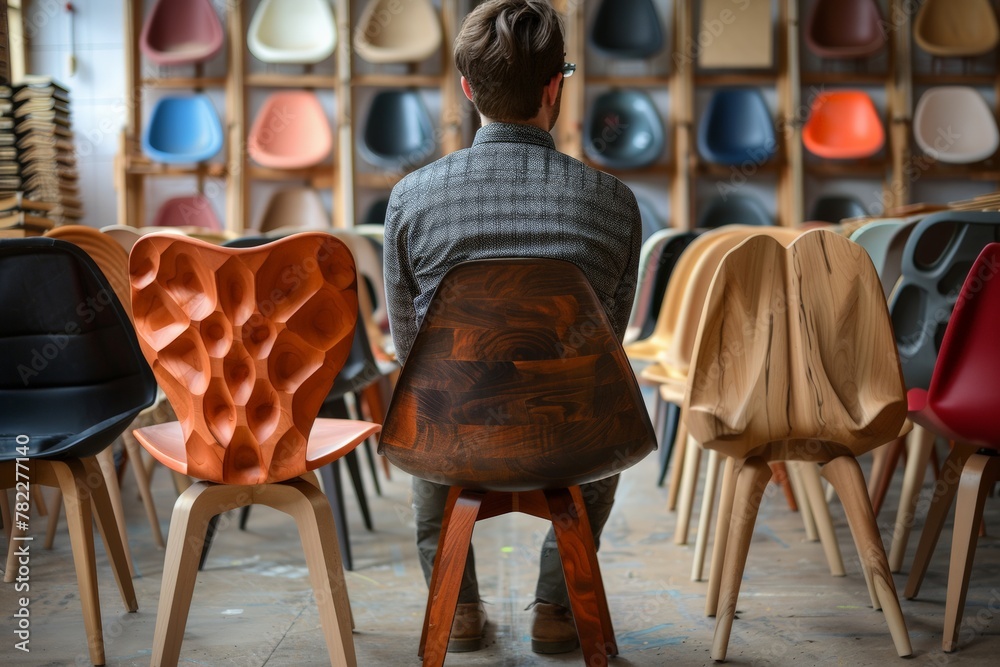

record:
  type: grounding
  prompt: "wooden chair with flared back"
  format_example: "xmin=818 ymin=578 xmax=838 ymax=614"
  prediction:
xmin=684 ymin=230 xmax=912 ymax=661
xmin=128 ymin=233 xmax=380 ymax=666
xmin=379 ymin=258 xmax=657 ymax=667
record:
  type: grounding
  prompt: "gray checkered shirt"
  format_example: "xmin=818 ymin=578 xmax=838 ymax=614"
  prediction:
xmin=384 ymin=122 xmax=642 ymax=363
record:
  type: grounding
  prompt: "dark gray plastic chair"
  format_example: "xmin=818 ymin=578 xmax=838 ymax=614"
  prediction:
xmin=591 ymin=0 xmax=664 ymax=59
xmin=889 ymin=211 xmax=1000 ymax=390
xmin=637 ymin=195 xmax=666 ymax=243
xmin=850 ymin=219 xmax=918 ymax=298
xmin=697 ymin=88 xmax=776 ymax=166
xmin=585 ymin=89 xmax=665 ymax=170
xmin=809 ymin=194 xmax=868 ymax=222
xmin=360 ymin=89 xmax=436 ymax=171
xmin=363 ymin=198 xmax=390 ymax=226
xmin=696 ymin=194 xmax=773 ymax=229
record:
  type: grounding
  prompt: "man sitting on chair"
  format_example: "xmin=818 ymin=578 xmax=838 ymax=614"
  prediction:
xmin=384 ymin=0 xmax=642 ymax=655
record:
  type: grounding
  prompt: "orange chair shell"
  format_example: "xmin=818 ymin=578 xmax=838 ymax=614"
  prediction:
xmin=803 ymin=91 xmax=884 ymax=160
xmin=248 ymin=91 xmax=332 ymax=169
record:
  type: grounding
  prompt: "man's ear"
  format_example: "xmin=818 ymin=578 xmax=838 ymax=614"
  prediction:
xmin=461 ymin=76 xmax=474 ymax=103
xmin=543 ymin=74 xmax=563 ymax=106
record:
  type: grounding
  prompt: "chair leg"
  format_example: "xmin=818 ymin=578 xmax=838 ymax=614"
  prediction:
xmin=123 ymin=432 xmax=165 ymax=548
xmin=345 ymin=450 xmax=374 ymax=532
xmin=239 ymin=505 xmax=252 ymax=530
xmin=656 ymin=401 xmax=680 ymax=487
xmin=96 ymin=448 xmax=136 ymax=577
xmin=83 ymin=456 xmax=138 ymax=612
xmin=362 ymin=440 xmax=383 ymax=497
xmin=673 ymin=434 xmax=702 ymax=545
xmin=711 ymin=456 xmax=772 ymax=662
xmin=4 ymin=489 xmax=27 ymax=584
xmin=421 ymin=490 xmax=483 ymax=667
xmin=904 ymin=443 xmax=975 ymax=599
xmin=569 ymin=485 xmax=617 ymax=654
xmin=787 ymin=462 xmax=818 ymax=542
xmin=361 ymin=382 xmax=392 ymax=481
xmin=867 ymin=441 xmax=888 ymax=499
xmin=706 ymin=456 xmax=739 ymax=617
xmin=198 ymin=514 xmax=222 ymax=571
xmin=270 ymin=479 xmax=357 ymax=666
xmin=666 ymin=419 xmax=688 ymax=511
xmin=771 ymin=462 xmax=797 ymax=512
xmin=692 ymin=448 xmax=721 ymax=582
xmin=822 ymin=456 xmax=912 ymax=658
xmin=942 ymin=453 xmax=1000 ymax=652
xmin=547 ymin=487 xmax=615 ymax=666
xmin=320 ymin=461 xmax=352 ymax=571
xmin=799 ymin=462 xmax=845 ymax=577
xmin=889 ymin=424 xmax=935 ymax=572
xmin=870 ymin=436 xmax=905 ymax=517
xmin=419 ymin=487 xmax=463 ymax=656
xmin=44 ymin=488 xmax=61 ymax=549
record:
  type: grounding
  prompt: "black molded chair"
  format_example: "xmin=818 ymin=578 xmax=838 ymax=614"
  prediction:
xmin=636 ymin=195 xmax=666 ymax=243
xmin=362 ymin=197 xmax=390 ymax=226
xmin=590 ymin=0 xmax=664 ymax=59
xmin=360 ymin=89 xmax=436 ymax=171
xmin=697 ymin=88 xmax=776 ymax=166
xmin=809 ymin=194 xmax=867 ymax=222
xmin=696 ymin=194 xmax=773 ymax=229
xmin=0 ymin=238 xmax=156 ymax=666
xmin=584 ymin=89 xmax=665 ymax=170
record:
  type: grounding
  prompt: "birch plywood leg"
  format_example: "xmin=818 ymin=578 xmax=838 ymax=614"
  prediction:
xmin=800 ymin=462 xmax=845 ymax=577
xmin=787 ymin=462 xmax=818 ymax=542
xmin=692 ymin=448 xmax=721 ymax=581
xmin=666 ymin=420 xmax=688 ymax=511
xmin=124 ymin=432 xmax=165 ymax=548
xmin=888 ymin=424 xmax=934 ymax=572
xmin=706 ymin=456 xmax=738 ymax=617
xmin=674 ymin=434 xmax=701 ymax=545
xmin=96 ymin=448 xmax=136 ymax=577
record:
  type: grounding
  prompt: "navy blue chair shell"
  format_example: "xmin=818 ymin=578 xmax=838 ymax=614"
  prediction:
xmin=698 ymin=88 xmax=776 ymax=166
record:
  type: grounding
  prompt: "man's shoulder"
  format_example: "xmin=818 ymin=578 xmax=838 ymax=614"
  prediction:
xmin=391 ymin=149 xmax=472 ymax=199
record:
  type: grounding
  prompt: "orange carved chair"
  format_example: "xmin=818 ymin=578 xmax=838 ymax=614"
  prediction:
xmin=379 ymin=259 xmax=657 ymax=667
xmin=128 ymin=232 xmax=379 ymax=666
xmin=684 ymin=230 xmax=912 ymax=661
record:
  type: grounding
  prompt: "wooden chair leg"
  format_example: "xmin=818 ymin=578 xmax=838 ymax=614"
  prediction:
xmin=83 ymin=457 xmax=138 ymax=612
xmin=569 ymin=486 xmax=617 ymax=654
xmin=124 ymin=432 xmax=165 ymax=548
xmin=904 ymin=443 xmax=975 ymax=599
xmin=822 ymin=456 xmax=912 ymax=658
xmin=706 ymin=456 xmax=738 ymax=617
xmin=666 ymin=419 xmax=688 ymax=511
xmin=692 ymin=448 xmax=721 ymax=582
xmin=419 ymin=487 xmax=463 ymax=656
xmin=547 ymin=487 xmax=614 ymax=666
xmin=421 ymin=490 xmax=483 ymax=667
xmin=870 ymin=436 xmax=905 ymax=517
xmin=268 ymin=479 xmax=357 ymax=666
xmin=867 ymin=441 xmax=888 ymax=499
xmin=96 ymin=448 xmax=136 ymax=578
xmin=799 ymin=462 xmax=845 ymax=577
xmin=4 ymin=489 xmax=27 ymax=584
xmin=787 ymin=462 xmax=818 ymax=542
xmin=889 ymin=424 xmax=935 ymax=572
xmin=711 ymin=456 xmax=772 ymax=661
xmin=942 ymin=453 xmax=1000 ymax=652
xmin=673 ymin=434 xmax=702 ymax=545
xmin=33 ymin=484 xmax=48 ymax=516
xmin=44 ymin=488 xmax=61 ymax=549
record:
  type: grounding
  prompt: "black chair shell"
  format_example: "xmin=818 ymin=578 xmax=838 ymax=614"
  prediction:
xmin=809 ymin=194 xmax=868 ymax=222
xmin=584 ymin=89 xmax=665 ymax=170
xmin=590 ymin=0 xmax=664 ymax=59
xmin=360 ymin=89 xmax=436 ymax=171
xmin=696 ymin=194 xmax=774 ymax=229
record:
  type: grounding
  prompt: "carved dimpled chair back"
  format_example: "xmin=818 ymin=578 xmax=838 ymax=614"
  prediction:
xmin=128 ymin=232 xmax=358 ymax=485
xmin=379 ymin=258 xmax=657 ymax=491
xmin=685 ymin=231 xmax=907 ymax=457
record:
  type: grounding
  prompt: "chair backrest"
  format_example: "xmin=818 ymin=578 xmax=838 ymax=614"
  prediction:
xmin=889 ymin=211 xmax=1000 ymax=390
xmin=697 ymin=87 xmax=776 ymax=166
xmin=379 ymin=258 xmax=657 ymax=491
xmin=590 ymin=0 xmax=664 ymax=59
xmin=128 ymin=233 xmax=358 ymax=484
xmin=139 ymin=0 xmax=223 ymax=66
xmin=849 ymin=219 xmax=917 ymax=297
xmin=360 ymin=89 xmax=436 ymax=171
xmin=624 ymin=229 xmax=698 ymax=344
xmin=258 ymin=187 xmax=330 ymax=233
xmin=805 ymin=0 xmax=885 ymax=59
xmin=45 ymin=225 xmax=131 ymax=316
xmin=803 ymin=91 xmax=884 ymax=160
xmin=101 ymin=224 xmax=143 ymax=252
xmin=249 ymin=91 xmax=332 ymax=169
xmin=914 ymin=0 xmax=999 ymax=58
xmin=685 ymin=231 xmax=906 ymax=457
xmin=354 ymin=0 xmax=442 ymax=64
xmin=330 ymin=229 xmax=388 ymax=334
xmin=151 ymin=194 xmax=223 ymax=231
xmin=247 ymin=0 xmax=337 ymax=65
xmin=584 ymin=89 xmax=665 ymax=170
xmin=914 ymin=87 xmax=999 ymax=164
xmin=809 ymin=194 xmax=867 ymax=223
xmin=142 ymin=95 xmax=223 ymax=164
xmin=0 ymin=238 xmax=156 ymax=459
xmin=924 ymin=243 xmax=1000 ymax=448
xmin=697 ymin=193 xmax=773 ymax=229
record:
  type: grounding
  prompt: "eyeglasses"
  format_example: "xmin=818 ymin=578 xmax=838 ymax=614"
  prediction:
xmin=561 ymin=62 xmax=577 ymax=78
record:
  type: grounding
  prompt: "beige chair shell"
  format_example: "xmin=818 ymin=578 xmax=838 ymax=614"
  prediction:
xmin=247 ymin=0 xmax=337 ymax=64
xmin=914 ymin=0 xmax=1000 ymax=57
xmin=354 ymin=0 xmax=442 ymax=64
xmin=258 ymin=187 xmax=330 ymax=234
xmin=914 ymin=87 xmax=999 ymax=164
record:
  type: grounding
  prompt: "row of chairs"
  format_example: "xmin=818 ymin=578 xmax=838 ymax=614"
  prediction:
xmin=627 ymin=210 xmax=1000 ymax=657
xmin=141 ymin=0 xmax=441 ymax=67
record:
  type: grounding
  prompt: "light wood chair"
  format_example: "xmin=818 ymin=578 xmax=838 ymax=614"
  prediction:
xmin=128 ymin=232 xmax=379 ymax=666
xmin=684 ymin=230 xmax=911 ymax=661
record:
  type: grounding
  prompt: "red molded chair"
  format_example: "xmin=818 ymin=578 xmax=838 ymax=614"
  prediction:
xmin=129 ymin=233 xmax=379 ymax=666
xmin=150 ymin=194 xmax=223 ymax=231
xmin=903 ymin=242 xmax=1000 ymax=652
xmin=139 ymin=0 xmax=224 ymax=66
xmin=805 ymin=0 xmax=886 ymax=59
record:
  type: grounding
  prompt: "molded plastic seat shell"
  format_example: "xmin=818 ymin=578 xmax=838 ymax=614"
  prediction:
xmin=805 ymin=0 xmax=886 ymax=59
xmin=590 ymin=0 xmax=664 ymax=59
xmin=151 ymin=195 xmax=223 ymax=231
xmin=139 ymin=0 xmax=224 ymax=66
xmin=914 ymin=0 xmax=1000 ymax=58
xmin=698 ymin=87 xmax=776 ymax=166
xmin=248 ymin=91 xmax=332 ymax=169
xmin=360 ymin=90 xmax=436 ymax=171
xmin=809 ymin=194 xmax=868 ymax=223
xmin=914 ymin=87 xmax=999 ymax=164
xmin=362 ymin=198 xmax=389 ymax=226
xmin=850 ymin=219 xmax=917 ymax=297
xmin=803 ymin=91 xmax=884 ymax=159
xmin=247 ymin=0 xmax=337 ymax=64
xmin=142 ymin=95 xmax=224 ymax=164
xmin=354 ymin=0 xmax=442 ymax=64
xmin=258 ymin=187 xmax=329 ymax=234
xmin=697 ymin=194 xmax=773 ymax=229
xmin=584 ymin=89 xmax=665 ymax=170
xmin=625 ymin=230 xmax=699 ymax=345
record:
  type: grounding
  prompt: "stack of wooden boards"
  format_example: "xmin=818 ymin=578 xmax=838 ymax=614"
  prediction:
xmin=0 ymin=191 xmax=56 ymax=237
xmin=0 ymin=81 xmax=16 ymax=194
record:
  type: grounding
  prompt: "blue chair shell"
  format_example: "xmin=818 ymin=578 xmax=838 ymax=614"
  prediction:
xmin=698 ymin=88 xmax=776 ymax=166
xmin=142 ymin=95 xmax=223 ymax=164
xmin=697 ymin=194 xmax=773 ymax=229
xmin=585 ymin=89 xmax=665 ymax=170
xmin=809 ymin=194 xmax=868 ymax=222
xmin=360 ymin=90 xmax=436 ymax=171
xmin=591 ymin=0 xmax=664 ymax=59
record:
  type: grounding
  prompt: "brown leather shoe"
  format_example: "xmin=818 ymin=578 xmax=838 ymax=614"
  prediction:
xmin=530 ymin=601 xmax=579 ymax=654
xmin=448 ymin=601 xmax=486 ymax=652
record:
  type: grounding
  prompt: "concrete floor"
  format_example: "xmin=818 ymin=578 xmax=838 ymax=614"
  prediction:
xmin=3 ymin=408 xmax=1000 ymax=666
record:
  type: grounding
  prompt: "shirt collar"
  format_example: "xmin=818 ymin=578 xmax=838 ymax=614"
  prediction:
xmin=472 ymin=122 xmax=556 ymax=149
